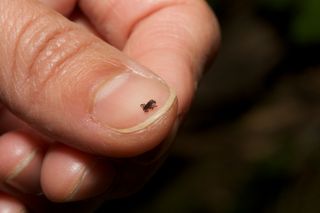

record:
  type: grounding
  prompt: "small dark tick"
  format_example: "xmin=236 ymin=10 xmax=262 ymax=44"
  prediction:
xmin=140 ymin=99 xmax=157 ymax=112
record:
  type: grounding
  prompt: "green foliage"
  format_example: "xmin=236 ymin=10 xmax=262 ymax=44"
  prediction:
xmin=259 ymin=0 xmax=320 ymax=44
xmin=291 ymin=0 xmax=320 ymax=44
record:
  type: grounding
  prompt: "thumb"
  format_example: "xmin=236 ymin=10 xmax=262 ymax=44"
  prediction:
xmin=0 ymin=0 xmax=177 ymax=157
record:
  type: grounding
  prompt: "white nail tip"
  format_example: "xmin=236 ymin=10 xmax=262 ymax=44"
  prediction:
xmin=112 ymin=87 xmax=176 ymax=133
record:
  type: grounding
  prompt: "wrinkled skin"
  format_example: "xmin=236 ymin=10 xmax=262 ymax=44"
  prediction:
xmin=0 ymin=0 xmax=220 ymax=212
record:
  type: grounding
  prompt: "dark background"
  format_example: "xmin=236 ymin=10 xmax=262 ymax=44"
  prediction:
xmin=99 ymin=0 xmax=320 ymax=212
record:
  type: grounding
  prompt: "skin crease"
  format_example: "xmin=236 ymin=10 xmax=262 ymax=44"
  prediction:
xmin=0 ymin=0 xmax=220 ymax=212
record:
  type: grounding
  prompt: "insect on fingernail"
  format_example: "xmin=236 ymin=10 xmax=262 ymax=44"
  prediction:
xmin=140 ymin=99 xmax=157 ymax=112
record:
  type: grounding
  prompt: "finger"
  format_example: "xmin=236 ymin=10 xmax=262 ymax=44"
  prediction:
xmin=0 ymin=185 xmax=98 ymax=212
xmin=0 ymin=130 xmax=46 ymax=194
xmin=79 ymin=0 xmax=220 ymax=115
xmin=70 ymin=8 xmax=103 ymax=36
xmin=0 ymin=0 xmax=177 ymax=157
xmin=37 ymin=0 xmax=102 ymax=36
xmin=41 ymin=144 xmax=114 ymax=202
xmin=0 ymin=111 xmax=29 ymax=134
xmin=37 ymin=0 xmax=95 ymax=36
xmin=0 ymin=188 xmax=51 ymax=213
xmin=0 ymin=192 xmax=28 ymax=213
xmin=0 ymin=111 xmax=21 ymax=134
xmin=37 ymin=0 xmax=77 ymax=16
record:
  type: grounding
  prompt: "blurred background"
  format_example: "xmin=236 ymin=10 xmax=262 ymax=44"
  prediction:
xmin=99 ymin=0 xmax=320 ymax=212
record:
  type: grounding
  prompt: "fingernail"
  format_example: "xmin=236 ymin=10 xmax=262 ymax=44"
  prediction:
xmin=5 ymin=149 xmax=42 ymax=194
xmin=0 ymin=131 xmax=44 ymax=194
xmin=65 ymin=160 xmax=114 ymax=202
xmin=92 ymin=71 xmax=176 ymax=133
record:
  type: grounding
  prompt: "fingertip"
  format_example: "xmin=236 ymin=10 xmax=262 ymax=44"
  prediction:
xmin=0 ymin=131 xmax=46 ymax=194
xmin=41 ymin=145 xmax=114 ymax=202
xmin=0 ymin=193 xmax=27 ymax=213
xmin=94 ymin=93 xmax=178 ymax=158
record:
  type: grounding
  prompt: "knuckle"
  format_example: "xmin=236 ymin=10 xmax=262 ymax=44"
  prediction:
xmin=12 ymin=15 xmax=95 ymax=97
xmin=28 ymin=30 xmax=92 ymax=89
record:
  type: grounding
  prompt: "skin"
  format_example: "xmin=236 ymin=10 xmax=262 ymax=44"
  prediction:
xmin=0 ymin=0 xmax=220 ymax=212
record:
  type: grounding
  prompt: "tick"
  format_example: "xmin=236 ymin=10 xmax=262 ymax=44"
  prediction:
xmin=140 ymin=99 xmax=157 ymax=112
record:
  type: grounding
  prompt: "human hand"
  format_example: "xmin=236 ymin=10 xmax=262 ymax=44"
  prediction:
xmin=0 ymin=0 xmax=220 ymax=212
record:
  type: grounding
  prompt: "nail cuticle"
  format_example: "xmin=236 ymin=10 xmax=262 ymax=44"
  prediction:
xmin=5 ymin=149 xmax=38 ymax=193
xmin=64 ymin=160 xmax=114 ymax=202
xmin=64 ymin=164 xmax=87 ymax=202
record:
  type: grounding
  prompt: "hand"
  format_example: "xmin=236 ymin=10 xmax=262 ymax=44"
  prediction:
xmin=0 ymin=0 xmax=220 ymax=212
